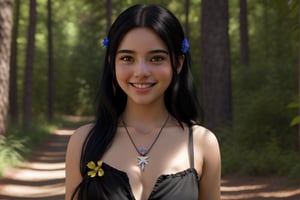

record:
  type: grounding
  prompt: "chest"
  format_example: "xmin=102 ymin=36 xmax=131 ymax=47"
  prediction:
xmin=102 ymin=127 xmax=202 ymax=199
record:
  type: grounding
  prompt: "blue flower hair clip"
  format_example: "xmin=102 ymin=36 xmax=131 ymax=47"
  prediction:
xmin=182 ymin=38 xmax=190 ymax=54
xmin=102 ymin=38 xmax=109 ymax=48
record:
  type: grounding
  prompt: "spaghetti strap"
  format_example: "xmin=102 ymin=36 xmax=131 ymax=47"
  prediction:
xmin=188 ymin=126 xmax=194 ymax=168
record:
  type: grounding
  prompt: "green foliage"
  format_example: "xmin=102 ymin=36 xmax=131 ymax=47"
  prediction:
xmin=0 ymin=116 xmax=93 ymax=176
xmin=221 ymin=61 xmax=298 ymax=177
xmin=223 ymin=0 xmax=299 ymax=173
xmin=288 ymin=160 xmax=300 ymax=184
xmin=53 ymin=115 xmax=94 ymax=129
xmin=223 ymin=0 xmax=299 ymax=177
xmin=0 ymin=135 xmax=28 ymax=176
xmin=287 ymin=100 xmax=300 ymax=126
xmin=239 ymin=139 xmax=294 ymax=175
xmin=290 ymin=115 xmax=300 ymax=126
xmin=222 ymin=137 xmax=300 ymax=177
xmin=0 ymin=118 xmax=55 ymax=176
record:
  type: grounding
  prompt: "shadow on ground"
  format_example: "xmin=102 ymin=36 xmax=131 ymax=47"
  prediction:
xmin=221 ymin=175 xmax=300 ymax=200
xmin=0 ymin=129 xmax=73 ymax=200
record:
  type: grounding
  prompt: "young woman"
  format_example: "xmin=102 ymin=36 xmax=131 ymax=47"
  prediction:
xmin=65 ymin=4 xmax=221 ymax=200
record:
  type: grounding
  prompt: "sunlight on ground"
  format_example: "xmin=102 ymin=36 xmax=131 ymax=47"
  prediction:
xmin=0 ymin=183 xmax=65 ymax=198
xmin=221 ymin=184 xmax=267 ymax=192
xmin=3 ymin=163 xmax=65 ymax=181
xmin=0 ymin=129 xmax=73 ymax=199
xmin=0 ymin=162 xmax=66 ymax=198
xmin=54 ymin=129 xmax=74 ymax=136
xmin=221 ymin=183 xmax=300 ymax=200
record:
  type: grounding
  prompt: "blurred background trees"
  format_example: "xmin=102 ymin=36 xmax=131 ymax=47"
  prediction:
xmin=0 ymin=0 xmax=299 ymax=177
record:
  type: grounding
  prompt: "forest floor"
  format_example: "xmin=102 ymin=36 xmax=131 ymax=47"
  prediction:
xmin=0 ymin=125 xmax=299 ymax=200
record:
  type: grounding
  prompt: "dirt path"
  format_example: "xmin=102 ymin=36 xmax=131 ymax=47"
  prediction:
xmin=221 ymin=175 xmax=300 ymax=200
xmin=0 ymin=129 xmax=72 ymax=200
xmin=0 ymin=128 xmax=299 ymax=200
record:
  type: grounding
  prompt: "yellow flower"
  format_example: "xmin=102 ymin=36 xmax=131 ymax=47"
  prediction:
xmin=87 ymin=160 xmax=104 ymax=178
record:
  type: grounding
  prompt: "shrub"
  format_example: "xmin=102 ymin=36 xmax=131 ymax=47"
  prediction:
xmin=0 ymin=135 xmax=28 ymax=176
xmin=0 ymin=118 xmax=55 ymax=176
xmin=221 ymin=62 xmax=298 ymax=177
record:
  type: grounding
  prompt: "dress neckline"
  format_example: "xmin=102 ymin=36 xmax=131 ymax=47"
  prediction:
xmin=102 ymin=162 xmax=199 ymax=200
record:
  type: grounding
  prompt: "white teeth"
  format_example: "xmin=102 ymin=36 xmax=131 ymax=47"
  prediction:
xmin=132 ymin=83 xmax=152 ymax=89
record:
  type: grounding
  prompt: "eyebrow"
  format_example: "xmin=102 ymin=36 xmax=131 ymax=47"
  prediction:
xmin=116 ymin=49 xmax=169 ymax=55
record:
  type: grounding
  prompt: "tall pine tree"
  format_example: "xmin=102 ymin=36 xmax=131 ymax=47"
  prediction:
xmin=0 ymin=0 xmax=13 ymax=136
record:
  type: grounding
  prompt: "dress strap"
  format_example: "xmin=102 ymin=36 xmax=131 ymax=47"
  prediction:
xmin=188 ymin=126 xmax=194 ymax=168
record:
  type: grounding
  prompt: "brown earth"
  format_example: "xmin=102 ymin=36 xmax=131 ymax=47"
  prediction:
xmin=0 ymin=128 xmax=299 ymax=200
xmin=221 ymin=174 xmax=300 ymax=200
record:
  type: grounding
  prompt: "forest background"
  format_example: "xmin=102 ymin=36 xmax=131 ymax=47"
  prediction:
xmin=0 ymin=0 xmax=300 ymax=181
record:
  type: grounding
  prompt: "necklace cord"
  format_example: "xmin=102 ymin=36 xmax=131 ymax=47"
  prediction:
xmin=122 ymin=114 xmax=170 ymax=156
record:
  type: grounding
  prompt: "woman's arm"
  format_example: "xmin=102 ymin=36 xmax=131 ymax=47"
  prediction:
xmin=197 ymin=128 xmax=221 ymax=200
xmin=65 ymin=124 xmax=92 ymax=200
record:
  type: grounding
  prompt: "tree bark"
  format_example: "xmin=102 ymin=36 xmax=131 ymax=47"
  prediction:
xmin=200 ymin=0 xmax=232 ymax=131
xmin=47 ymin=0 xmax=54 ymax=121
xmin=0 ymin=0 xmax=13 ymax=136
xmin=9 ymin=0 xmax=20 ymax=123
xmin=298 ymin=3 xmax=300 ymax=153
xmin=184 ymin=0 xmax=190 ymax=38
xmin=239 ymin=0 xmax=249 ymax=66
xmin=105 ymin=0 xmax=112 ymax=34
xmin=23 ymin=0 xmax=37 ymax=126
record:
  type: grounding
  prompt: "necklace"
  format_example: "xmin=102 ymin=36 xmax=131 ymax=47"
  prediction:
xmin=121 ymin=114 xmax=169 ymax=171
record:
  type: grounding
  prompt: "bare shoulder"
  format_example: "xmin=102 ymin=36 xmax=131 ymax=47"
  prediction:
xmin=193 ymin=125 xmax=220 ymax=158
xmin=191 ymin=125 xmax=220 ymax=151
xmin=67 ymin=123 xmax=94 ymax=152
xmin=70 ymin=123 xmax=94 ymax=141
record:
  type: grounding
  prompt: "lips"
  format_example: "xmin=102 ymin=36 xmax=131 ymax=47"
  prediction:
xmin=130 ymin=83 xmax=155 ymax=89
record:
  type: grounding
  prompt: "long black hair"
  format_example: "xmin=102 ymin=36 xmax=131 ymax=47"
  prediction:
xmin=71 ymin=4 xmax=201 ymax=199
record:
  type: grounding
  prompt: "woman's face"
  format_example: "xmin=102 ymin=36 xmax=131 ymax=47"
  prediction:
xmin=115 ymin=28 xmax=173 ymax=106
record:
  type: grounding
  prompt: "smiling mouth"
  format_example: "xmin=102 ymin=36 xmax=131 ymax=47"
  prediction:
xmin=130 ymin=83 xmax=155 ymax=89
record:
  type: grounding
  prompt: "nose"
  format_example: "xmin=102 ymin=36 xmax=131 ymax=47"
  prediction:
xmin=134 ymin=60 xmax=150 ymax=77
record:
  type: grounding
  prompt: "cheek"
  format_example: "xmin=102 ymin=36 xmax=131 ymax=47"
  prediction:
xmin=158 ymin=67 xmax=173 ymax=82
xmin=115 ymin=66 xmax=133 ymax=89
xmin=115 ymin=66 xmax=129 ymax=81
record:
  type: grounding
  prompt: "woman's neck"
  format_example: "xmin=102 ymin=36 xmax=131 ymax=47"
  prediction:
xmin=121 ymin=101 xmax=169 ymax=133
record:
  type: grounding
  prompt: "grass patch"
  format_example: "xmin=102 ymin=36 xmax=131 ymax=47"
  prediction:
xmin=0 ymin=134 xmax=28 ymax=175
xmin=0 ymin=118 xmax=56 ymax=176
xmin=0 ymin=115 xmax=94 ymax=177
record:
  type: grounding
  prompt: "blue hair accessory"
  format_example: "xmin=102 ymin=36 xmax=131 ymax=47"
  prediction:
xmin=102 ymin=38 xmax=109 ymax=48
xmin=182 ymin=38 xmax=190 ymax=54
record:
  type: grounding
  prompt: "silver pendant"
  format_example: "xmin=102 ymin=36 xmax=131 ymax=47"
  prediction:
xmin=139 ymin=147 xmax=147 ymax=155
xmin=137 ymin=156 xmax=149 ymax=171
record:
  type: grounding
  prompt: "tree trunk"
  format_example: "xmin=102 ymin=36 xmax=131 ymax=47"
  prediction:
xmin=298 ymin=4 xmax=300 ymax=153
xmin=200 ymin=0 xmax=232 ymax=131
xmin=23 ymin=0 xmax=36 ymax=126
xmin=262 ymin=0 xmax=270 ymax=59
xmin=0 ymin=0 xmax=13 ymax=136
xmin=9 ymin=0 xmax=20 ymax=123
xmin=105 ymin=0 xmax=112 ymax=34
xmin=47 ymin=0 xmax=54 ymax=121
xmin=239 ymin=0 xmax=249 ymax=66
xmin=184 ymin=0 xmax=190 ymax=38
